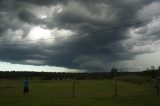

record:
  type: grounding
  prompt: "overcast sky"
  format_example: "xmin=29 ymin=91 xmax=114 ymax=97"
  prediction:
xmin=0 ymin=0 xmax=160 ymax=72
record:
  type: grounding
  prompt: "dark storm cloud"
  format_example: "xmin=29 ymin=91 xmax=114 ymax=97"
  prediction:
xmin=18 ymin=10 xmax=39 ymax=24
xmin=0 ymin=0 xmax=160 ymax=71
xmin=17 ymin=0 xmax=67 ymax=6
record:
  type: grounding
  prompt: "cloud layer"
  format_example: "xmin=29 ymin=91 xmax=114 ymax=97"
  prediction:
xmin=0 ymin=0 xmax=160 ymax=72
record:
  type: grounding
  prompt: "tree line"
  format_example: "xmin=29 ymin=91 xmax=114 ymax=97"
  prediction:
xmin=0 ymin=66 xmax=160 ymax=80
xmin=0 ymin=71 xmax=111 ymax=80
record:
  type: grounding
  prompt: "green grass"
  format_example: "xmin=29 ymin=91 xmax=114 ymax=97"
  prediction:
xmin=0 ymin=79 xmax=160 ymax=106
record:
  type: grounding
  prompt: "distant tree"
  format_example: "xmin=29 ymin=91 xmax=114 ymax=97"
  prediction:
xmin=150 ymin=65 xmax=157 ymax=78
xmin=151 ymin=65 xmax=155 ymax=70
xmin=110 ymin=68 xmax=118 ymax=78
xmin=157 ymin=65 xmax=160 ymax=76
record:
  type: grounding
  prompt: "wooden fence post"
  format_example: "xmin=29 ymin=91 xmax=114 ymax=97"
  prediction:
xmin=111 ymin=68 xmax=118 ymax=96
xmin=114 ymin=78 xmax=118 ymax=96
xmin=72 ymin=78 xmax=76 ymax=97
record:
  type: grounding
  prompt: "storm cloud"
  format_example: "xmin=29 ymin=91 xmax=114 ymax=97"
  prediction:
xmin=0 ymin=0 xmax=160 ymax=72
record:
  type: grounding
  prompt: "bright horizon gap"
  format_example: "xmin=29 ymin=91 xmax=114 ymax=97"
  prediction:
xmin=0 ymin=61 xmax=152 ymax=72
xmin=0 ymin=61 xmax=85 ymax=73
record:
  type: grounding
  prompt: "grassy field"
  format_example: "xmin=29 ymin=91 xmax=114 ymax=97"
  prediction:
xmin=0 ymin=79 xmax=160 ymax=106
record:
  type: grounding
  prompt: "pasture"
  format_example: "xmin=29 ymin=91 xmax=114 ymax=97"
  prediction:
xmin=0 ymin=79 xmax=160 ymax=106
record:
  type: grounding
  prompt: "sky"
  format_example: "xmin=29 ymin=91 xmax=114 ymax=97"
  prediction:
xmin=0 ymin=0 xmax=160 ymax=72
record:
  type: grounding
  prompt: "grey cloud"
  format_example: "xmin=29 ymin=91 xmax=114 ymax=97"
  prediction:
xmin=16 ymin=0 xmax=67 ymax=6
xmin=55 ymin=1 xmax=117 ymax=26
xmin=137 ymin=1 xmax=160 ymax=20
xmin=0 ymin=0 xmax=160 ymax=71
xmin=18 ymin=10 xmax=39 ymax=24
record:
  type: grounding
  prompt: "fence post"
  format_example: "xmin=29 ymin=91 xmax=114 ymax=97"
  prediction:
xmin=114 ymin=78 xmax=118 ymax=96
xmin=72 ymin=78 xmax=76 ymax=97
xmin=111 ymin=68 xmax=118 ymax=96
